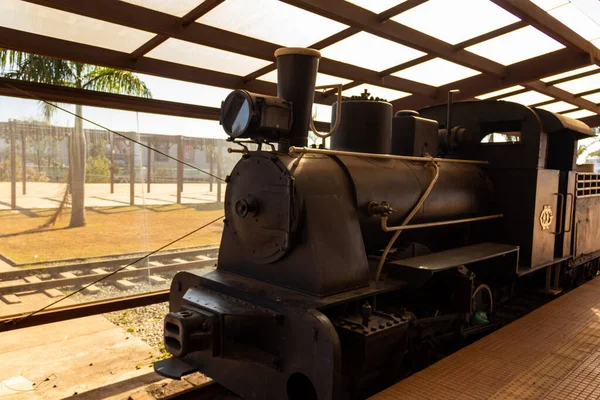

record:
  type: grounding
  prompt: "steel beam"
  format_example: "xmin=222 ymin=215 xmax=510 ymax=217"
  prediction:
xmin=490 ymin=0 xmax=600 ymax=63
xmin=130 ymin=0 xmax=226 ymax=59
xmin=0 ymin=77 xmax=221 ymax=119
xmin=582 ymin=115 xmax=600 ymax=128
xmin=393 ymin=50 xmax=594 ymax=110
xmin=0 ymin=77 xmax=330 ymax=132
xmin=524 ymin=81 xmax=600 ymax=115
xmin=0 ymin=290 xmax=170 ymax=332
xmin=377 ymin=0 xmax=428 ymax=21
xmin=282 ymin=0 xmax=600 ymax=116
xmin=281 ymin=0 xmax=506 ymax=76
xmin=23 ymin=0 xmax=436 ymax=97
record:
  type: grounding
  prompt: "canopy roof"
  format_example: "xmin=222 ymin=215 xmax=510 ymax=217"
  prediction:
xmin=2 ymin=0 xmax=600 ymax=127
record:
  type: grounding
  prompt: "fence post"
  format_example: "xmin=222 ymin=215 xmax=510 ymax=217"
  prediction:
xmin=9 ymin=120 xmax=16 ymax=210
xmin=110 ymin=132 xmax=115 ymax=194
xmin=217 ymin=140 xmax=222 ymax=203
xmin=21 ymin=127 xmax=26 ymax=195
xmin=147 ymin=138 xmax=151 ymax=193
xmin=129 ymin=140 xmax=135 ymax=206
xmin=209 ymin=150 xmax=214 ymax=192
xmin=177 ymin=135 xmax=183 ymax=204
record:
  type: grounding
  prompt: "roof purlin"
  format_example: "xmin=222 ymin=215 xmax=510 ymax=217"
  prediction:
xmin=280 ymin=0 xmax=507 ymax=77
xmin=21 ymin=0 xmax=436 ymax=98
xmin=490 ymin=0 xmax=600 ymax=63
xmin=4 ymin=0 xmax=600 ymax=126
xmin=130 ymin=0 xmax=226 ymax=59
xmin=392 ymin=50 xmax=594 ymax=111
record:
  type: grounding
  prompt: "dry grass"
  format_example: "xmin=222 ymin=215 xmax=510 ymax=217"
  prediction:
xmin=0 ymin=204 xmax=224 ymax=264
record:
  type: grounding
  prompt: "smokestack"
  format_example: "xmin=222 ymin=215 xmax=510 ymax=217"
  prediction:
xmin=275 ymin=48 xmax=321 ymax=152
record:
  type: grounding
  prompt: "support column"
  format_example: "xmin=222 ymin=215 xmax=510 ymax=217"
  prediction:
xmin=110 ymin=132 xmax=115 ymax=194
xmin=177 ymin=135 xmax=183 ymax=204
xmin=21 ymin=128 xmax=26 ymax=195
xmin=217 ymin=140 xmax=222 ymax=203
xmin=209 ymin=149 xmax=214 ymax=192
xmin=129 ymin=140 xmax=135 ymax=206
xmin=147 ymin=138 xmax=151 ymax=194
xmin=9 ymin=120 xmax=16 ymax=210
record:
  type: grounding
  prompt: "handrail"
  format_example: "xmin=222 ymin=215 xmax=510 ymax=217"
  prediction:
xmin=381 ymin=214 xmax=504 ymax=232
xmin=288 ymin=146 xmax=488 ymax=165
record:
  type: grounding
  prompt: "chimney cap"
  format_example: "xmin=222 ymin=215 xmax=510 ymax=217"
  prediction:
xmin=274 ymin=47 xmax=321 ymax=58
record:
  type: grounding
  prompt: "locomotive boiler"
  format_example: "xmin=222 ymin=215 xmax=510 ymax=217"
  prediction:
xmin=154 ymin=48 xmax=600 ymax=399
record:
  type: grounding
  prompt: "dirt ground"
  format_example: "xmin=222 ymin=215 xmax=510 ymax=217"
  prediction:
xmin=0 ymin=203 xmax=223 ymax=264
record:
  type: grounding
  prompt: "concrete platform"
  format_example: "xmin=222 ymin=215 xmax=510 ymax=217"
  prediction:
xmin=0 ymin=308 xmax=164 ymax=399
xmin=371 ymin=277 xmax=600 ymax=400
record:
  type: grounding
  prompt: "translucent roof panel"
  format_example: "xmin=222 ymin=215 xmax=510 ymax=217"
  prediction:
xmin=547 ymin=3 xmax=600 ymax=41
xmin=257 ymin=71 xmax=351 ymax=86
xmin=392 ymin=58 xmax=481 ymax=87
xmin=120 ymin=0 xmax=204 ymax=17
xmin=342 ymin=84 xmax=410 ymax=101
xmin=582 ymin=92 xmax=600 ymax=104
xmin=392 ymin=0 xmax=520 ymax=45
xmin=466 ymin=26 xmax=565 ymax=65
xmin=320 ymin=31 xmax=426 ymax=71
xmin=499 ymin=90 xmax=553 ymax=106
xmin=135 ymin=73 xmax=232 ymax=108
xmin=198 ymin=0 xmax=347 ymax=47
xmin=346 ymin=0 xmax=405 ymax=14
xmin=554 ymin=73 xmax=600 ymax=94
xmin=530 ymin=0 xmax=569 ymax=11
xmin=563 ymin=109 xmax=597 ymax=119
xmin=0 ymin=0 xmax=154 ymax=53
xmin=475 ymin=85 xmax=525 ymax=100
xmin=536 ymin=101 xmax=577 ymax=113
xmin=146 ymin=38 xmax=271 ymax=76
xmin=541 ymin=65 xmax=599 ymax=83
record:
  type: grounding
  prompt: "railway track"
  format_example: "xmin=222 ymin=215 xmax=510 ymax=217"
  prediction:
xmin=0 ymin=246 xmax=218 ymax=303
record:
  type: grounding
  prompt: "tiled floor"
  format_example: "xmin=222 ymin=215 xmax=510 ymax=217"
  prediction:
xmin=371 ymin=277 xmax=600 ymax=400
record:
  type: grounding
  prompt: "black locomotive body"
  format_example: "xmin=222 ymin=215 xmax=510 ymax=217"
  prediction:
xmin=154 ymin=48 xmax=600 ymax=399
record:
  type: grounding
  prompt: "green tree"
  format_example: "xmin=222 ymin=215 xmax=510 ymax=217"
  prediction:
xmin=0 ymin=51 xmax=151 ymax=227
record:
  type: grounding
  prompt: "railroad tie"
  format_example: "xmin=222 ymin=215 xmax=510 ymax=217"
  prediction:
xmin=83 ymin=285 xmax=101 ymax=294
xmin=148 ymin=261 xmax=163 ymax=267
xmin=1 ymin=294 xmax=21 ymax=304
xmin=172 ymin=258 xmax=187 ymax=264
xmin=44 ymin=289 xmax=63 ymax=298
xmin=116 ymin=280 xmax=135 ymax=289
xmin=24 ymin=276 xmax=41 ymax=283
xmin=149 ymin=275 xmax=166 ymax=284
xmin=60 ymin=272 xmax=77 ymax=279
xmin=195 ymin=255 xmax=212 ymax=261
xmin=92 ymin=268 xmax=109 ymax=275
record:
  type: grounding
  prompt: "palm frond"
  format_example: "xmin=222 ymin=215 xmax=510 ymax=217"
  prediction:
xmin=83 ymin=68 xmax=152 ymax=98
xmin=38 ymin=101 xmax=59 ymax=122
xmin=7 ymin=55 xmax=76 ymax=85
xmin=0 ymin=49 xmax=28 ymax=72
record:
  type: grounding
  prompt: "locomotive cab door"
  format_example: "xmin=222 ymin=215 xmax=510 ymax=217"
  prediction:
xmin=531 ymin=169 xmax=560 ymax=267
xmin=555 ymin=171 xmax=576 ymax=258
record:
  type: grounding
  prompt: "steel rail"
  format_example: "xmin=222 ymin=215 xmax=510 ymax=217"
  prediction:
xmin=0 ymin=260 xmax=216 ymax=296
xmin=0 ymin=246 xmax=219 ymax=282
xmin=0 ymin=290 xmax=169 ymax=331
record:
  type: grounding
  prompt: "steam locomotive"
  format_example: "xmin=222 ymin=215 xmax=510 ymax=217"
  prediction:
xmin=154 ymin=48 xmax=600 ymax=399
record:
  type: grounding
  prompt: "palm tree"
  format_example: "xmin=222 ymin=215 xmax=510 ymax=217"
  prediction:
xmin=0 ymin=51 xmax=151 ymax=227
